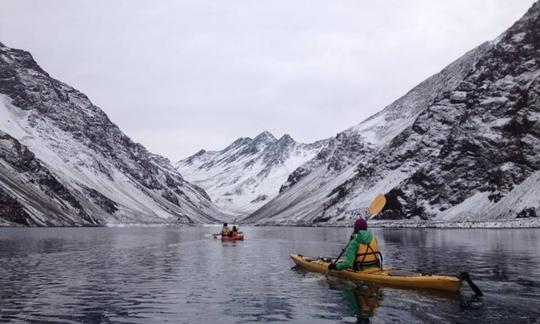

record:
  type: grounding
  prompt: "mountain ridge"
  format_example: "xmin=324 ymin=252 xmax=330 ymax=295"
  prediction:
xmin=0 ymin=41 xmax=223 ymax=226
xmin=243 ymin=1 xmax=540 ymax=225
xmin=176 ymin=131 xmax=328 ymax=216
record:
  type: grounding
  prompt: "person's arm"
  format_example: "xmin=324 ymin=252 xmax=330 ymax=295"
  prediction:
xmin=336 ymin=237 xmax=360 ymax=270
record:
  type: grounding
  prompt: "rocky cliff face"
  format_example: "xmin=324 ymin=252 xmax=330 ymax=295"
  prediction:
xmin=244 ymin=1 xmax=540 ymax=225
xmin=0 ymin=42 xmax=222 ymax=226
xmin=176 ymin=131 xmax=327 ymax=215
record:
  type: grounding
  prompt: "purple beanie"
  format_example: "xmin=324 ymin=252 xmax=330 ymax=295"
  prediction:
xmin=353 ymin=217 xmax=368 ymax=232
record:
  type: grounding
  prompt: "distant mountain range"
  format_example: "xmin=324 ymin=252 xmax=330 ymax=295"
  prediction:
xmin=0 ymin=42 xmax=223 ymax=226
xmin=176 ymin=131 xmax=327 ymax=215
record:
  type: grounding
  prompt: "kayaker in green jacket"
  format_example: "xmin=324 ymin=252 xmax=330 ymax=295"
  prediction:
xmin=328 ymin=218 xmax=381 ymax=271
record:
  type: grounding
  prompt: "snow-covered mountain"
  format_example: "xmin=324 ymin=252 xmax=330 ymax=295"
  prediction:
xmin=244 ymin=1 xmax=540 ymax=225
xmin=176 ymin=131 xmax=327 ymax=215
xmin=0 ymin=42 xmax=223 ymax=226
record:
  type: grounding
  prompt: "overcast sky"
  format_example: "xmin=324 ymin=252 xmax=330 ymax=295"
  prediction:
xmin=0 ymin=0 xmax=535 ymax=160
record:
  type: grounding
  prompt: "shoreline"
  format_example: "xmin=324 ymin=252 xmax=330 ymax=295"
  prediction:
xmin=256 ymin=218 xmax=540 ymax=229
xmin=1 ymin=218 xmax=538 ymax=229
xmin=367 ymin=218 xmax=540 ymax=229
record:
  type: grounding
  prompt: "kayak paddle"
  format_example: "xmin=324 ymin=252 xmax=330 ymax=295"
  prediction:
xmin=324 ymin=241 xmax=351 ymax=277
xmin=367 ymin=193 xmax=387 ymax=220
xmin=324 ymin=193 xmax=387 ymax=276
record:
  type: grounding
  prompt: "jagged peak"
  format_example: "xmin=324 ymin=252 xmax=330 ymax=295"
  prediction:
xmin=278 ymin=133 xmax=293 ymax=141
xmin=253 ymin=131 xmax=277 ymax=143
xmin=222 ymin=136 xmax=252 ymax=152
xmin=0 ymin=42 xmax=50 ymax=81
xmin=277 ymin=134 xmax=295 ymax=145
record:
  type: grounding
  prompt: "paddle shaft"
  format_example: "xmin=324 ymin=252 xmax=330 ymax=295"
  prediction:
xmin=324 ymin=241 xmax=350 ymax=276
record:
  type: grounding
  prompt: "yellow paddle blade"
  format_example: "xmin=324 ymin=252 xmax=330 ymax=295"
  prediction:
xmin=368 ymin=194 xmax=386 ymax=216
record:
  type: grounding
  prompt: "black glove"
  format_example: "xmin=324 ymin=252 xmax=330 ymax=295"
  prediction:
xmin=328 ymin=263 xmax=337 ymax=271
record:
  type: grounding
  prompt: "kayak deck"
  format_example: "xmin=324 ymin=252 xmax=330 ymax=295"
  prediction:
xmin=290 ymin=254 xmax=462 ymax=292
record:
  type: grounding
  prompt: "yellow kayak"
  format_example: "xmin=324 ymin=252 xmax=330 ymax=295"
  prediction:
xmin=290 ymin=254 xmax=462 ymax=292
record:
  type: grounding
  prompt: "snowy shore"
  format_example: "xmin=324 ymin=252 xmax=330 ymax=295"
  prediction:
xmin=323 ymin=218 xmax=540 ymax=229
xmin=257 ymin=217 xmax=540 ymax=229
xmin=368 ymin=218 xmax=540 ymax=229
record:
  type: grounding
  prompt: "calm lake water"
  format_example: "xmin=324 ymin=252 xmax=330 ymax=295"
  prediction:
xmin=0 ymin=226 xmax=539 ymax=323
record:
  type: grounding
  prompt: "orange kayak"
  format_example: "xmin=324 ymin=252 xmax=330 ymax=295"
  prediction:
xmin=221 ymin=235 xmax=244 ymax=241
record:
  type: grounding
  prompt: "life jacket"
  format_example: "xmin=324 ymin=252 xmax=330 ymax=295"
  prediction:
xmin=354 ymin=234 xmax=380 ymax=267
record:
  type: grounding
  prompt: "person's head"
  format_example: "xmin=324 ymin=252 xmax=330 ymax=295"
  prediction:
xmin=232 ymin=226 xmax=237 ymax=231
xmin=353 ymin=217 xmax=368 ymax=233
xmin=223 ymin=223 xmax=228 ymax=227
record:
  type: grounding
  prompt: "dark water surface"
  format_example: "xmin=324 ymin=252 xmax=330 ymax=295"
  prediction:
xmin=0 ymin=226 xmax=539 ymax=323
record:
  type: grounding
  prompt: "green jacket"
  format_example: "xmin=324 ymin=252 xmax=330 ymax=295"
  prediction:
xmin=336 ymin=230 xmax=373 ymax=270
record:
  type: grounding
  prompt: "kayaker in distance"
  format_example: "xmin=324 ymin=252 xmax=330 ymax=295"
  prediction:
xmin=221 ymin=223 xmax=231 ymax=237
xmin=327 ymin=217 xmax=381 ymax=271
xmin=213 ymin=224 xmax=244 ymax=241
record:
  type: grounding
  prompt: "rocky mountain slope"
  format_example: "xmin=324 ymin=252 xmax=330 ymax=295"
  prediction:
xmin=176 ymin=131 xmax=327 ymax=215
xmin=0 ymin=42 xmax=223 ymax=226
xmin=244 ymin=1 xmax=540 ymax=225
